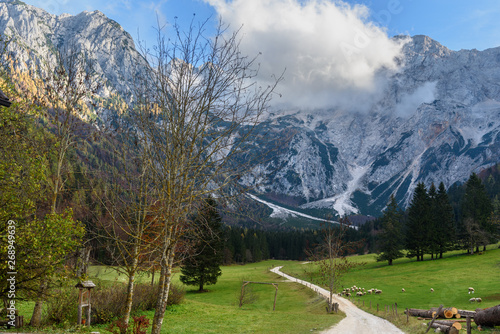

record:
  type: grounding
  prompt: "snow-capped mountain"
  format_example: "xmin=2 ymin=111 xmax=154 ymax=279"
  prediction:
xmin=0 ymin=0 xmax=147 ymax=98
xmin=2 ymin=1 xmax=500 ymax=218
xmin=247 ymin=35 xmax=500 ymax=216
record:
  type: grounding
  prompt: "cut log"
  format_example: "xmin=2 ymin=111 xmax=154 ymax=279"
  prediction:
xmin=434 ymin=320 xmax=462 ymax=330
xmin=457 ymin=309 xmax=476 ymax=318
xmin=427 ymin=322 xmax=459 ymax=334
xmin=474 ymin=304 xmax=500 ymax=327
xmin=406 ymin=308 xmax=434 ymax=318
xmin=431 ymin=307 xmax=455 ymax=319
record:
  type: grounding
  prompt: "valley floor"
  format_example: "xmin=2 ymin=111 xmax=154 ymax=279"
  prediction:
xmin=271 ymin=266 xmax=404 ymax=334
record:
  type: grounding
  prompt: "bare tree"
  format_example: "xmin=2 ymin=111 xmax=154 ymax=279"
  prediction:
xmin=27 ymin=42 xmax=101 ymax=327
xmin=90 ymin=133 xmax=157 ymax=327
xmin=308 ymin=218 xmax=364 ymax=313
xmin=134 ymin=18 xmax=281 ymax=334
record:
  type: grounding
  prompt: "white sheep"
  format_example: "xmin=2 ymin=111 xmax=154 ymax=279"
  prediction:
xmin=430 ymin=288 xmax=434 ymax=292
xmin=402 ymin=288 xmax=406 ymax=292
xmin=468 ymin=287 xmax=475 ymax=294
xmin=476 ymin=297 xmax=482 ymax=303
xmin=375 ymin=289 xmax=383 ymax=294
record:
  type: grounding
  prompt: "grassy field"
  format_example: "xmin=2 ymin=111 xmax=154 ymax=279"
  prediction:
xmin=280 ymin=243 xmax=500 ymax=333
xmin=139 ymin=260 xmax=342 ymax=334
xmin=3 ymin=260 xmax=341 ymax=334
xmin=5 ymin=245 xmax=499 ymax=333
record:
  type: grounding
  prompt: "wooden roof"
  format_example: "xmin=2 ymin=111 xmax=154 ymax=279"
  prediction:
xmin=75 ymin=280 xmax=96 ymax=289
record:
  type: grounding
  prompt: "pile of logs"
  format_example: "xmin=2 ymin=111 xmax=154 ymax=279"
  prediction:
xmin=406 ymin=307 xmax=464 ymax=319
xmin=406 ymin=304 xmax=500 ymax=332
xmin=427 ymin=320 xmax=461 ymax=334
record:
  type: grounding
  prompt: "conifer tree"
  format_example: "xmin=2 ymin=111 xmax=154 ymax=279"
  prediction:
xmin=376 ymin=195 xmax=404 ymax=265
xmin=406 ymin=182 xmax=430 ymax=261
xmin=434 ymin=182 xmax=455 ymax=258
xmin=180 ymin=198 xmax=224 ymax=292
xmin=460 ymin=173 xmax=492 ymax=253
xmin=427 ymin=183 xmax=439 ymax=259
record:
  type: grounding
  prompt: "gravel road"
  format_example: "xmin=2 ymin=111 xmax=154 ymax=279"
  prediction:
xmin=270 ymin=266 xmax=405 ymax=334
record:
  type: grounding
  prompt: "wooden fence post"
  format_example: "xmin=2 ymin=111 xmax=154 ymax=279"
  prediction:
xmin=466 ymin=316 xmax=471 ymax=334
xmin=425 ymin=304 xmax=443 ymax=334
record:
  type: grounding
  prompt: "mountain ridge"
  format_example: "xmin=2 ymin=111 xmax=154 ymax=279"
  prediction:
xmin=2 ymin=1 xmax=500 ymax=219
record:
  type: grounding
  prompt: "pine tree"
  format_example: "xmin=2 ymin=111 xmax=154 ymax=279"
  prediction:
xmin=180 ymin=198 xmax=224 ymax=292
xmin=434 ymin=182 xmax=456 ymax=258
xmin=427 ymin=183 xmax=439 ymax=259
xmin=406 ymin=182 xmax=430 ymax=261
xmin=376 ymin=195 xmax=404 ymax=265
xmin=491 ymin=196 xmax=500 ymax=241
xmin=460 ymin=173 xmax=492 ymax=253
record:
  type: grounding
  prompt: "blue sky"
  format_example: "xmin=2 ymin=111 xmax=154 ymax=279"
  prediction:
xmin=22 ymin=0 xmax=500 ymax=51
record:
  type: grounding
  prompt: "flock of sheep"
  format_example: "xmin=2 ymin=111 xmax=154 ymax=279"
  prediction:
xmin=338 ymin=285 xmax=382 ymax=297
xmin=339 ymin=285 xmax=481 ymax=302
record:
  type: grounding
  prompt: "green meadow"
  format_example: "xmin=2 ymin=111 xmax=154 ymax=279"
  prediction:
xmin=87 ymin=260 xmax=342 ymax=334
xmin=6 ymin=245 xmax=500 ymax=333
xmin=280 ymin=243 xmax=500 ymax=333
xmin=6 ymin=260 xmax=341 ymax=334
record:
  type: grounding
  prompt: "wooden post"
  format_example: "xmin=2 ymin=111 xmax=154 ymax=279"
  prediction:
xmin=406 ymin=308 xmax=409 ymax=323
xmin=466 ymin=316 xmax=471 ymax=334
xmin=426 ymin=304 xmax=443 ymax=333
xmin=77 ymin=289 xmax=83 ymax=325
xmin=15 ymin=315 xmax=24 ymax=328
xmin=87 ymin=289 xmax=92 ymax=326
xmin=395 ymin=303 xmax=398 ymax=315
xmin=239 ymin=282 xmax=249 ymax=308
xmin=272 ymin=283 xmax=278 ymax=311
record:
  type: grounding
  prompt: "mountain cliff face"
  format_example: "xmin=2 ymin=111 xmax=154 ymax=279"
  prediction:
xmin=0 ymin=0 xmax=146 ymax=97
xmin=2 ymin=1 xmax=500 ymax=218
xmin=247 ymin=35 xmax=500 ymax=217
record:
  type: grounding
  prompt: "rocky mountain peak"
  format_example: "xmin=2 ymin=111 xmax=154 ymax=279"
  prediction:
xmin=0 ymin=0 xmax=146 ymax=98
xmin=2 ymin=1 xmax=500 ymax=220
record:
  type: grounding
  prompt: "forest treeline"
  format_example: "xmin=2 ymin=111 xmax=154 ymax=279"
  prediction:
xmin=217 ymin=171 xmax=500 ymax=265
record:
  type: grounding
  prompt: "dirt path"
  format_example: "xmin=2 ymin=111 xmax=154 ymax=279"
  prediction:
xmin=270 ymin=266 xmax=405 ymax=334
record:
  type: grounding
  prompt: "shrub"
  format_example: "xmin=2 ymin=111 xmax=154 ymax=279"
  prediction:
xmin=166 ymin=283 xmax=185 ymax=307
xmin=92 ymin=283 xmax=127 ymax=324
xmin=132 ymin=282 xmax=185 ymax=311
xmin=44 ymin=288 xmax=79 ymax=325
xmin=44 ymin=281 xmax=185 ymax=325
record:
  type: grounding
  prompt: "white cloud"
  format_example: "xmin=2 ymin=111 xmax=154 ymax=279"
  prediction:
xmin=205 ymin=0 xmax=406 ymax=111
xmin=396 ymin=81 xmax=437 ymax=117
